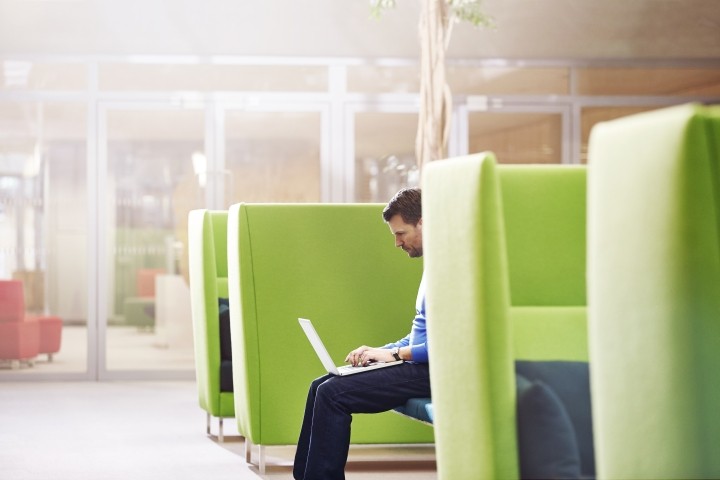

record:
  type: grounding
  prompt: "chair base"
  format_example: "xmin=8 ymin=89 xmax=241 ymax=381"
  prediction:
xmin=206 ymin=413 xmax=239 ymax=443
xmin=243 ymin=439 xmax=266 ymax=474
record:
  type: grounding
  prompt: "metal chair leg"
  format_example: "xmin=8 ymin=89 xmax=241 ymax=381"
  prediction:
xmin=258 ymin=445 xmax=266 ymax=475
xmin=245 ymin=438 xmax=252 ymax=464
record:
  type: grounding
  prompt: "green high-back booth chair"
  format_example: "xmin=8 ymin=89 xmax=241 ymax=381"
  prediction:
xmin=188 ymin=209 xmax=236 ymax=441
xmin=423 ymin=153 xmax=589 ymax=480
xmin=587 ymin=103 xmax=720 ymax=479
xmin=227 ymin=203 xmax=434 ymax=472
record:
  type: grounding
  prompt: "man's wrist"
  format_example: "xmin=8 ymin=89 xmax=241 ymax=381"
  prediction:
xmin=392 ymin=346 xmax=402 ymax=362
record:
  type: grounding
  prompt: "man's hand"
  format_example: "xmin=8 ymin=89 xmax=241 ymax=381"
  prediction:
xmin=345 ymin=346 xmax=395 ymax=367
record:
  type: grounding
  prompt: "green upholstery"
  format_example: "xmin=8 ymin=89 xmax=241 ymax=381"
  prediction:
xmin=227 ymin=203 xmax=434 ymax=448
xmin=188 ymin=210 xmax=236 ymax=429
xmin=587 ymin=103 xmax=720 ymax=479
xmin=423 ymin=153 xmax=588 ymax=480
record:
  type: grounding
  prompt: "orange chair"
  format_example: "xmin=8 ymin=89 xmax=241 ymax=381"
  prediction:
xmin=0 ymin=280 xmax=40 ymax=367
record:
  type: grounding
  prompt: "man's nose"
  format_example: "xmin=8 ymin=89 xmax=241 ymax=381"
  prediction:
xmin=395 ymin=238 xmax=403 ymax=247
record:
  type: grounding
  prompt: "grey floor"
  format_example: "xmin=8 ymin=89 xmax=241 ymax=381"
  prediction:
xmin=0 ymin=381 xmax=436 ymax=480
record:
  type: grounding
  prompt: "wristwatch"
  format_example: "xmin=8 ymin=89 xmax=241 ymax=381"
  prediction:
xmin=391 ymin=347 xmax=402 ymax=362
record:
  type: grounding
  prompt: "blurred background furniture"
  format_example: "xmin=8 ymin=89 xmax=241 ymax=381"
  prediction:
xmin=423 ymin=153 xmax=592 ymax=480
xmin=587 ymin=103 xmax=720 ymax=479
xmin=0 ymin=280 xmax=40 ymax=368
xmin=8 ymin=272 xmax=62 ymax=362
xmin=123 ymin=268 xmax=165 ymax=330
xmin=0 ymin=280 xmax=40 ymax=367
xmin=188 ymin=210 xmax=236 ymax=442
xmin=28 ymin=314 xmax=63 ymax=362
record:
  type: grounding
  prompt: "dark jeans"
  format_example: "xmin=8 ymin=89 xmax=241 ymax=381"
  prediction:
xmin=293 ymin=362 xmax=431 ymax=480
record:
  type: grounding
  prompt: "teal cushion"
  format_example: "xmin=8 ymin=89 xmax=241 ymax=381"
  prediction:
xmin=425 ymin=403 xmax=434 ymax=422
xmin=394 ymin=397 xmax=433 ymax=424
xmin=516 ymin=374 xmax=582 ymax=480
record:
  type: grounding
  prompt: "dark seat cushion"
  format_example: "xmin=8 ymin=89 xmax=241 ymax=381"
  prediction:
xmin=516 ymin=373 xmax=581 ymax=479
xmin=218 ymin=298 xmax=233 ymax=392
xmin=220 ymin=359 xmax=234 ymax=393
xmin=516 ymin=361 xmax=594 ymax=478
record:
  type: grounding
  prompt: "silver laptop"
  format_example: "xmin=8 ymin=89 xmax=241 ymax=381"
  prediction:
xmin=298 ymin=318 xmax=403 ymax=376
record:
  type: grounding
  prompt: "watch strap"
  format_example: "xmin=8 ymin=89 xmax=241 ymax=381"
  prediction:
xmin=392 ymin=347 xmax=402 ymax=361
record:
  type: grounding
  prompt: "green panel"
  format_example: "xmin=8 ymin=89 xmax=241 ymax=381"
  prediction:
xmin=510 ymin=306 xmax=588 ymax=361
xmin=424 ymin=153 xmax=518 ymax=480
xmin=424 ymin=154 xmax=589 ymax=480
xmin=499 ymin=165 xmax=587 ymax=307
xmin=588 ymin=103 xmax=720 ymax=479
xmin=188 ymin=209 xmax=235 ymax=420
xmin=211 ymin=213 xmax=229 ymax=279
xmin=228 ymin=203 xmax=429 ymax=446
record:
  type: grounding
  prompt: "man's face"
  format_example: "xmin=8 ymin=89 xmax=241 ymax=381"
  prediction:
xmin=387 ymin=214 xmax=423 ymax=258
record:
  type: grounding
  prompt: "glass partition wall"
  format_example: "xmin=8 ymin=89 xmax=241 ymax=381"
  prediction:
xmin=101 ymin=106 xmax=205 ymax=374
xmin=0 ymin=101 xmax=88 ymax=376
xmin=1 ymin=58 xmax=718 ymax=380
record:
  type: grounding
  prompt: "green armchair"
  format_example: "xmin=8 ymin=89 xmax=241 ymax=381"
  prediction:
xmin=188 ymin=209 xmax=236 ymax=442
xmin=423 ymin=153 xmax=590 ymax=479
xmin=587 ymin=103 xmax=720 ymax=479
xmin=227 ymin=203 xmax=434 ymax=472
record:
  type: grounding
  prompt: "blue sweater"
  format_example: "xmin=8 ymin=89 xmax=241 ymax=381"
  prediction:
xmin=382 ymin=274 xmax=428 ymax=363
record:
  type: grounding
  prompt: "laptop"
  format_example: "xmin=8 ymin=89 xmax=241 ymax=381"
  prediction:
xmin=298 ymin=318 xmax=403 ymax=376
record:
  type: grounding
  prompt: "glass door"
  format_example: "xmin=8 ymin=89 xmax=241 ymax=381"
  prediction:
xmin=0 ymin=101 xmax=89 ymax=378
xmin=348 ymin=104 xmax=421 ymax=203
xmin=98 ymin=103 xmax=205 ymax=377
xmin=220 ymin=104 xmax=327 ymax=205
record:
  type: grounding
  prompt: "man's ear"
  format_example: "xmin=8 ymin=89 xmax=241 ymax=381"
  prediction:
xmin=417 ymin=218 xmax=423 ymax=230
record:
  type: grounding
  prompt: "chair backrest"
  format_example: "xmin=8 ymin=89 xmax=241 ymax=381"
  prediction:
xmin=500 ymin=166 xmax=586 ymax=307
xmin=211 ymin=211 xmax=229 ymax=298
xmin=0 ymin=280 xmax=26 ymax=324
xmin=136 ymin=268 xmax=165 ymax=297
xmin=227 ymin=203 xmax=433 ymax=445
xmin=588 ymin=103 xmax=720 ymax=479
xmin=502 ymin=166 xmax=588 ymax=362
xmin=424 ymin=153 xmax=588 ymax=480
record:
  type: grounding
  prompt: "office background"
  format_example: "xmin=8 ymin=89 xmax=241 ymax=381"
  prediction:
xmin=1 ymin=0 xmax=719 ymax=381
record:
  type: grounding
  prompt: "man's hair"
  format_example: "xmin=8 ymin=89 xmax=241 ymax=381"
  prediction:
xmin=382 ymin=187 xmax=422 ymax=225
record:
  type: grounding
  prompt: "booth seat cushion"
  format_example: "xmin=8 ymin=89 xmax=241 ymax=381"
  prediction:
xmin=394 ymin=397 xmax=433 ymax=424
xmin=218 ymin=298 xmax=233 ymax=393
xmin=516 ymin=361 xmax=594 ymax=478
xmin=516 ymin=373 xmax=581 ymax=480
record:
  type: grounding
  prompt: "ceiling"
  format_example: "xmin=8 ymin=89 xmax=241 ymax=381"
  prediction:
xmin=0 ymin=0 xmax=718 ymax=61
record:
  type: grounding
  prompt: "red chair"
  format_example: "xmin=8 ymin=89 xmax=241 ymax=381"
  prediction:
xmin=0 ymin=280 xmax=40 ymax=367
xmin=28 ymin=314 xmax=63 ymax=362
xmin=136 ymin=268 xmax=165 ymax=298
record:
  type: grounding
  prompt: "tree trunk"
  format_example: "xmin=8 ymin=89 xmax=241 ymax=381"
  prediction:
xmin=416 ymin=0 xmax=453 ymax=170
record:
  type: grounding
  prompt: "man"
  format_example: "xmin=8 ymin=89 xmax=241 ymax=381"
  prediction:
xmin=293 ymin=187 xmax=431 ymax=480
